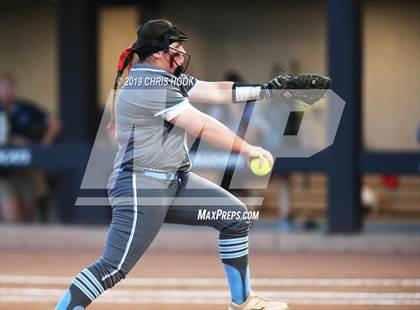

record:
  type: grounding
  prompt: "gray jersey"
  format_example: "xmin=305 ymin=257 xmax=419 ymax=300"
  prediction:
xmin=113 ymin=63 xmax=197 ymax=173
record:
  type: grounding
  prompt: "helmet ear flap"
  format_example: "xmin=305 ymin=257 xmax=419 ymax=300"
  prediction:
xmin=162 ymin=44 xmax=170 ymax=53
xmin=161 ymin=34 xmax=172 ymax=53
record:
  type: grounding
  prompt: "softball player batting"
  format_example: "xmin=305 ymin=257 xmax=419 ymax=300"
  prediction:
xmin=55 ymin=19 xmax=330 ymax=310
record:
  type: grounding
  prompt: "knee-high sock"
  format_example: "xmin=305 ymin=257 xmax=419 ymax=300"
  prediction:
xmin=55 ymin=267 xmax=105 ymax=310
xmin=219 ymin=235 xmax=251 ymax=304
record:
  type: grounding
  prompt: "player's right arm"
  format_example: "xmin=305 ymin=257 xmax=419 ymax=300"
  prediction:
xmin=169 ymin=105 xmax=273 ymax=166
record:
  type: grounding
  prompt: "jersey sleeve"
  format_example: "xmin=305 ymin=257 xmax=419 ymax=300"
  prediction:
xmin=180 ymin=73 xmax=198 ymax=96
xmin=154 ymin=86 xmax=191 ymax=121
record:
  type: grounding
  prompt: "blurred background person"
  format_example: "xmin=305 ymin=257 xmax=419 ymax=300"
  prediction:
xmin=0 ymin=73 xmax=61 ymax=223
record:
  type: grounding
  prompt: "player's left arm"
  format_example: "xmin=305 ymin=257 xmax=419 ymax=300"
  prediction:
xmin=189 ymin=74 xmax=332 ymax=105
xmin=188 ymin=80 xmax=233 ymax=104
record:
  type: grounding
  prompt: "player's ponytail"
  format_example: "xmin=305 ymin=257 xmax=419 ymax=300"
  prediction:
xmin=108 ymin=45 xmax=135 ymax=128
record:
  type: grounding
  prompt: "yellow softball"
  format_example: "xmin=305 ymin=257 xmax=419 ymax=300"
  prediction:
xmin=249 ymin=157 xmax=272 ymax=176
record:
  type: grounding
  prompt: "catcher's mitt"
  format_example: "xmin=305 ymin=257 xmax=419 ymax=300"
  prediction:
xmin=264 ymin=74 xmax=332 ymax=105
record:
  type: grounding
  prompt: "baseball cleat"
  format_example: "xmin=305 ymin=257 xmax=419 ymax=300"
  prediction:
xmin=228 ymin=292 xmax=289 ymax=310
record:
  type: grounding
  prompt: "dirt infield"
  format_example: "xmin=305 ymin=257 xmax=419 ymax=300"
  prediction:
xmin=1 ymin=248 xmax=419 ymax=310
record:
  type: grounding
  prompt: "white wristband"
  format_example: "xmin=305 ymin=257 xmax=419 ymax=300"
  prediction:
xmin=232 ymin=83 xmax=263 ymax=103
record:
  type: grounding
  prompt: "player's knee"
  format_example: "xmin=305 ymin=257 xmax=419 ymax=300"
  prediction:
xmin=229 ymin=217 xmax=250 ymax=236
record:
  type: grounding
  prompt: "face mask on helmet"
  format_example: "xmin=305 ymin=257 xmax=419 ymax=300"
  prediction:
xmin=162 ymin=28 xmax=190 ymax=77
xmin=167 ymin=46 xmax=191 ymax=77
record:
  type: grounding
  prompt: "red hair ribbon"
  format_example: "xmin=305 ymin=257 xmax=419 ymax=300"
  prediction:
xmin=117 ymin=47 xmax=133 ymax=72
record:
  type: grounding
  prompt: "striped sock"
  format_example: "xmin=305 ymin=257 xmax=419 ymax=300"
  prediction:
xmin=55 ymin=268 xmax=105 ymax=309
xmin=219 ymin=235 xmax=251 ymax=304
